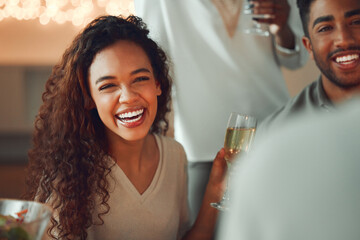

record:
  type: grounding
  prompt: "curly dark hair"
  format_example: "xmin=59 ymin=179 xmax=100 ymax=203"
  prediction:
xmin=25 ymin=15 xmax=172 ymax=239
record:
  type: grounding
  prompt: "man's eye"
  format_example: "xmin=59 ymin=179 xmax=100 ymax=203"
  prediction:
xmin=318 ymin=26 xmax=332 ymax=32
xmin=351 ymin=18 xmax=360 ymax=25
xmin=99 ymin=84 xmax=115 ymax=91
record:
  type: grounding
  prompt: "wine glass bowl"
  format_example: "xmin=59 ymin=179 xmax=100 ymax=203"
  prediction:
xmin=242 ymin=0 xmax=274 ymax=36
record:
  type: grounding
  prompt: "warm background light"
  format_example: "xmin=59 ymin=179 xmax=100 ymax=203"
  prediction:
xmin=0 ymin=0 xmax=135 ymax=26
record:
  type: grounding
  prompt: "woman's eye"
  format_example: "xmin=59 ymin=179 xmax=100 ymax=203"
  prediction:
xmin=99 ymin=84 xmax=115 ymax=91
xmin=134 ymin=76 xmax=150 ymax=83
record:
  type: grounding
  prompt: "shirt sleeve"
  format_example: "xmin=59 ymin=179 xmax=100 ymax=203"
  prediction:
xmin=134 ymin=0 xmax=170 ymax=52
xmin=275 ymin=0 xmax=308 ymax=70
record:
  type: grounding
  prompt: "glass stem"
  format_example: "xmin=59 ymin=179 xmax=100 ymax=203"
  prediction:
xmin=221 ymin=162 xmax=232 ymax=202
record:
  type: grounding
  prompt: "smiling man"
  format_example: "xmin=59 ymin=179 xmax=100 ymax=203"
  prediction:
xmin=303 ymin=0 xmax=360 ymax=101
xmin=257 ymin=0 xmax=360 ymax=135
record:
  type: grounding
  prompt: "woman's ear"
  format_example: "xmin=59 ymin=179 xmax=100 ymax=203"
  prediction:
xmin=156 ymin=81 xmax=162 ymax=96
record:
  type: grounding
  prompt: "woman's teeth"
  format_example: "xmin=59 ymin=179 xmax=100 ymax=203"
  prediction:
xmin=121 ymin=115 xmax=142 ymax=123
xmin=117 ymin=109 xmax=144 ymax=123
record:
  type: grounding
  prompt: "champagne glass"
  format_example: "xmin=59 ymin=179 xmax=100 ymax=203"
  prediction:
xmin=242 ymin=0 xmax=274 ymax=36
xmin=211 ymin=112 xmax=257 ymax=211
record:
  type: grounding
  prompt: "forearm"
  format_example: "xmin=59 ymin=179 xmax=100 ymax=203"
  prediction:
xmin=274 ymin=23 xmax=296 ymax=51
xmin=182 ymin=149 xmax=227 ymax=240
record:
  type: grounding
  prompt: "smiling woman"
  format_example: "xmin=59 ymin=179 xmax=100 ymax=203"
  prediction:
xmin=88 ymin=40 xmax=162 ymax=142
xmin=23 ymin=15 xmax=226 ymax=240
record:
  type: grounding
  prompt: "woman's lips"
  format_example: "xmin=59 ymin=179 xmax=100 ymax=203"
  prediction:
xmin=116 ymin=108 xmax=145 ymax=128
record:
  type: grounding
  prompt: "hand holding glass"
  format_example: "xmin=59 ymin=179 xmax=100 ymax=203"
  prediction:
xmin=211 ymin=112 xmax=257 ymax=211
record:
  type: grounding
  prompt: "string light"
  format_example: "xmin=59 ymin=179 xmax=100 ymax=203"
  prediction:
xmin=0 ymin=0 xmax=135 ymax=26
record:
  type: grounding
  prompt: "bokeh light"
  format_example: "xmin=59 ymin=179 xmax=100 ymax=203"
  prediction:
xmin=0 ymin=0 xmax=134 ymax=26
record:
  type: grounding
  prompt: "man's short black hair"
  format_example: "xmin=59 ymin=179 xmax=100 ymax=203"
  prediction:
xmin=297 ymin=0 xmax=317 ymax=37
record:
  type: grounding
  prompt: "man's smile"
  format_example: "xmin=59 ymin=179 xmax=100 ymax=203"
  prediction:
xmin=335 ymin=53 xmax=359 ymax=64
xmin=330 ymin=49 xmax=360 ymax=70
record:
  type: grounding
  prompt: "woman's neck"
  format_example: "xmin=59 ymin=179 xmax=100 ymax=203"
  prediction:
xmin=108 ymin=134 xmax=151 ymax=166
xmin=107 ymin=133 xmax=160 ymax=194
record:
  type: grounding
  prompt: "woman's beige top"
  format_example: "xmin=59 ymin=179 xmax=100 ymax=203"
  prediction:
xmin=87 ymin=134 xmax=190 ymax=240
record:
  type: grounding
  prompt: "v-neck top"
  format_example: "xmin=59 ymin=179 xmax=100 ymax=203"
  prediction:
xmin=88 ymin=134 xmax=190 ymax=240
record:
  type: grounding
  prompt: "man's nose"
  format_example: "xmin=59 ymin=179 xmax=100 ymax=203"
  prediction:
xmin=334 ymin=25 xmax=356 ymax=49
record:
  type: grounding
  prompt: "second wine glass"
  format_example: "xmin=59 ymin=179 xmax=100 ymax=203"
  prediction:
xmin=242 ymin=0 xmax=275 ymax=36
xmin=210 ymin=112 xmax=257 ymax=211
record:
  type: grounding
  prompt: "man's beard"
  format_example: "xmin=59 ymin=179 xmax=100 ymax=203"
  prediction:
xmin=313 ymin=47 xmax=360 ymax=89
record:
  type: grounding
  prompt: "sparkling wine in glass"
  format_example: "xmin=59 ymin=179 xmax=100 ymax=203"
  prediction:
xmin=224 ymin=126 xmax=256 ymax=164
xmin=211 ymin=112 xmax=257 ymax=211
xmin=242 ymin=0 xmax=275 ymax=36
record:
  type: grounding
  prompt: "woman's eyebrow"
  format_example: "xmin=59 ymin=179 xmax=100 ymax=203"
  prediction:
xmin=95 ymin=76 xmax=115 ymax=85
xmin=131 ymin=68 xmax=151 ymax=75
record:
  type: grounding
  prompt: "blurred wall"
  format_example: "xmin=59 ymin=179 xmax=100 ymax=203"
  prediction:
xmin=0 ymin=18 xmax=80 ymax=66
xmin=283 ymin=59 xmax=319 ymax=97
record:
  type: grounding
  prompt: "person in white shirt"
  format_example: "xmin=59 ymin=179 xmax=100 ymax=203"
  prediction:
xmin=135 ymin=0 xmax=308 ymax=222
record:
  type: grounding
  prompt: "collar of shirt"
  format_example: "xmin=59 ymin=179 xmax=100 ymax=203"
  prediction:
xmin=316 ymin=77 xmax=334 ymax=112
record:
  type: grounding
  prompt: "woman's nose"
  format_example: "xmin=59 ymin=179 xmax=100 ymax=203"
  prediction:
xmin=119 ymin=86 xmax=138 ymax=104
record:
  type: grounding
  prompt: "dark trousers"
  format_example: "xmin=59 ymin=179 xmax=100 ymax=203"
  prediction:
xmin=187 ymin=161 xmax=213 ymax=224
